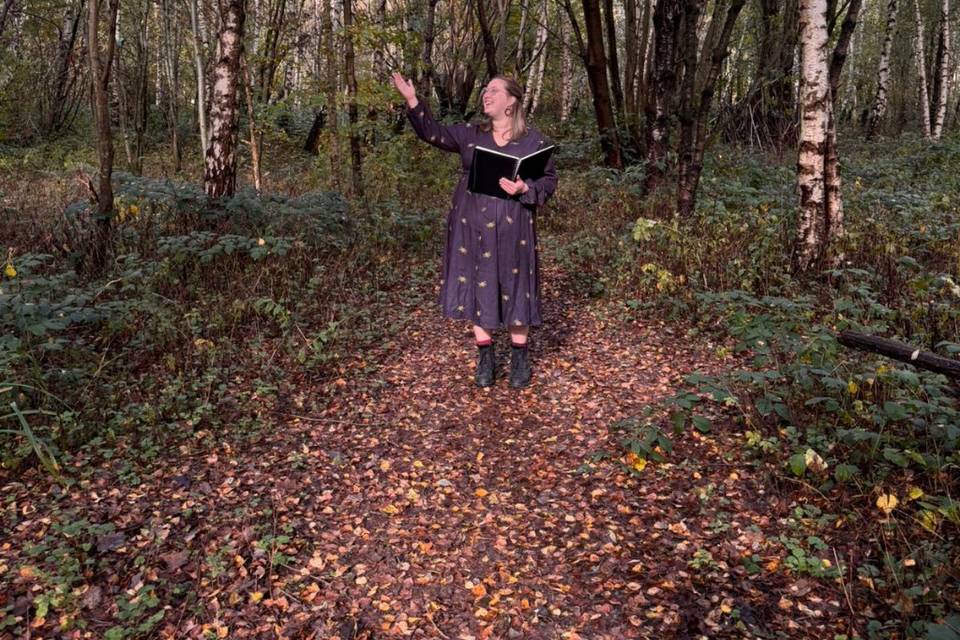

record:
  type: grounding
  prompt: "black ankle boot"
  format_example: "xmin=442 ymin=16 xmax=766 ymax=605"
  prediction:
xmin=509 ymin=342 xmax=532 ymax=388
xmin=475 ymin=342 xmax=495 ymax=387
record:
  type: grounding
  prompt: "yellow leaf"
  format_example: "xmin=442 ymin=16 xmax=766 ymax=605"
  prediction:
xmin=876 ymin=494 xmax=898 ymax=514
xmin=413 ymin=460 xmax=424 ymax=468
xmin=406 ymin=488 xmax=420 ymax=502
xmin=632 ymin=458 xmax=647 ymax=472
xmin=475 ymin=488 xmax=489 ymax=498
xmin=907 ymin=486 xmax=924 ymax=501
xmin=250 ymin=591 xmax=264 ymax=604
xmin=4 ymin=262 xmax=16 ymax=278
xmin=471 ymin=583 xmax=487 ymax=598
xmin=919 ymin=510 xmax=938 ymax=532
xmin=847 ymin=380 xmax=859 ymax=395
xmin=381 ymin=503 xmax=400 ymax=514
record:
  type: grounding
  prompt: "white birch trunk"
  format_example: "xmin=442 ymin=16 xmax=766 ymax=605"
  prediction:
xmin=793 ymin=0 xmax=830 ymax=273
xmin=914 ymin=0 xmax=932 ymax=138
xmin=525 ymin=0 xmax=549 ymax=113
xmin=931 ymin=0 xmax=951 ymax=138
xmin=867 ymin=0 xmax=899 ymax=138
xmin=186 ymin=0 xmax=210 ymax=157
xmin=203 ymin=0 xmax=244 ymax=199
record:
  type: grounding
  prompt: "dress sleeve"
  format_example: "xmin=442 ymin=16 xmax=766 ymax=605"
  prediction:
xmin=517 ymin=137 xmax=557 ymax=207
xmin=405 ymin=100 xmax=464 ymax=153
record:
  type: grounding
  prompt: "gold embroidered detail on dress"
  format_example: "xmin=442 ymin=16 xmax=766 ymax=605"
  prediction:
xmin=457 ymin=275 xmax=467 ymax=283
xmin=457 ymin=304 xmax=464 ymax=311
xmin=512 ymin=267 xmax=519 ymax=274
xmin=520 ymin=239 xmax=526 ymax=245
xmin=514 ymin=319 xmax=523 ymax=325
xmin=506 ymin=216 xmax=513 ymax=223
xmin=462 ymin=217 xmax=467 ymax=223
xmin=486 ymin=221 xmax=495 ymax=228
xmin=459 ymin=246 xmax=467 ymax=254
xmin=483 ymin=251 xmax=491 ymax=258
xmin=526 ymin=292 xmax=530 ymax=298
xmin=478 ymin=280 xmax=487 ymax=287
xmin=430 ymin=135 xmax=436 ymax=141
xmin=502 ymin=294 xmax=509 ymax=301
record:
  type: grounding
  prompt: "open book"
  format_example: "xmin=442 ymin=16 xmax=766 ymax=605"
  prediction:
xmin=468 ymin=144 xmax=555 ymax=199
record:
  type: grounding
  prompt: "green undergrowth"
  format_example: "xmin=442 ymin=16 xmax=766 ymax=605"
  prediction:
xmin=1 ymin=161 xmax=442 ymax=475
xmin=596 ymin=134 xmax=960 ymax=638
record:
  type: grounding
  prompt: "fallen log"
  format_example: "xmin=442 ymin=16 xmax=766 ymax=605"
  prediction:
xmin=836 ymin=330 xmax=960 ymax=380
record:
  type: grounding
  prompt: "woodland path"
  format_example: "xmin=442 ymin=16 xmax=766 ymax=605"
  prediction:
xmin=2 ymin=258 xmax=849 ymax=640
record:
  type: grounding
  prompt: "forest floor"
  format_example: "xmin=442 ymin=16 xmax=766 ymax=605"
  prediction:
xmin=3 ymin=255 xmax=859 ymax=639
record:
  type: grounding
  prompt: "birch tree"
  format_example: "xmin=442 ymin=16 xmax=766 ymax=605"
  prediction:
xmin=931 ymin=0 xmax=951 ymax=138
xmin=203 ymin=0 xmax=245 ymax=199
xmin=186 ymin=0 xmax=211 ymax=158
xmin=913 ymin=0 xmax=932 ymax=138
xmin=793 ymin=0 xmax=830 ymax=273
xmin=866 ymin=0 xmax=899 ymax=139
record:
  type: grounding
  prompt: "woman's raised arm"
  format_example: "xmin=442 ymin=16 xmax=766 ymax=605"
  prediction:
xmin=392 ymin=71 xmax=464 ymax=153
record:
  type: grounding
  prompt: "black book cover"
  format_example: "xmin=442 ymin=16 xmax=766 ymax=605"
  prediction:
xmin=469 ymin=144 xmax=555 ymax=199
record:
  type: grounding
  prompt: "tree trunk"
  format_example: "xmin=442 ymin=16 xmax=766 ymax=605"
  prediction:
xmin=41 ymin=0 xmax=85 ymax=137
xmin=343 ymin=0 xmax=363 ymax=198
xmin=240 ymin=51 xmax=262 ymax=193
xmin=203 ymin=0 xmax=245 ymax=200
xmin=560 ymin=17 xmax=574 ymax=122
xmin=186 ymin=0 xmax=211 ymax=158
xmin=255 ymin=0 xmax=287 ymax=103
xmin=821 ymin=0 xmax=861 ymax=266
xmin=931 ymin=0 xmax=951 ymax=139
xmin=866 ymin=0 xmax=899 ymax=139
xmin=793 ymin=0 xmax=830 ymax=274
xmin=476 ymin=0 xmax=498 ymax=78
xmin=419 ymin=0 xmax=439 ymax=98
xmin=603 ymin=0 xmax=624 ymax=116
xmin=87 ymin=0 xmax=120 ymax=275
xmin=373 ymin=0 xmax=386 ymax=81
xmin=524 ymin=0 xmax=549 ymax=113
xmin=677 ymin=0 xmax=746 ymax=216
xmin=516 ymin=0 xmax=528 ymax=70
xmin=159 ymin=0 xmax=182 ymax=171
xmin=643 ymin=0 xmax=682 ymax=194
xmin=912 ymin=0 xmax=932 ymax=137
xmin=582 ymin=0 xmax=623 ymax=167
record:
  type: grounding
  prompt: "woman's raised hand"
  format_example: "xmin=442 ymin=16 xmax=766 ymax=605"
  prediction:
xmin=391 ymin=72 xmax=417 ymax=107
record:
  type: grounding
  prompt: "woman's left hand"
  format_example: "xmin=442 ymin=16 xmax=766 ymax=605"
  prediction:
xmin=499 ymin=177 xmax=530 ymax=196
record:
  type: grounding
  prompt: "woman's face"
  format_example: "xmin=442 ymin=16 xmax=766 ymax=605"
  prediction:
xmin=482 ymin=79 xmax=516 ymax=119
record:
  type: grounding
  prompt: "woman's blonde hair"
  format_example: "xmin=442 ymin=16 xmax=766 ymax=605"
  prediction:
xmin=476 ymin=75 xmax=528 ymax=141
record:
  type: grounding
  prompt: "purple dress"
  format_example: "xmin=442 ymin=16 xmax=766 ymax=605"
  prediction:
xmin=405 ymin=101 xmax=558 ymax=330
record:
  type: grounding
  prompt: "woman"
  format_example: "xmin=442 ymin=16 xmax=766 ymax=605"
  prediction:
xmin=390 ymin=72 xmax=558 ymax=389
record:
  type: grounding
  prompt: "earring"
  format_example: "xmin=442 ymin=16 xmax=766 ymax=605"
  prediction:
xmin=505 ymin=106 xmax=513 ymax=116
